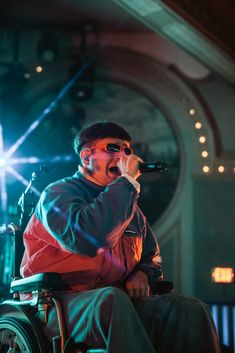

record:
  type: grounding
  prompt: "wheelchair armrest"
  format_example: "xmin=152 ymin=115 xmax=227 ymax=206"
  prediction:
xmin=152 ymin=280 xmax=173 ymax=295
xmin=10 ymin=272 xmax=69 ymax=292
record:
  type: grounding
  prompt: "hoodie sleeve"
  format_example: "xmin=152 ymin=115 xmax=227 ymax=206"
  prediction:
xmin=36 ymin=176 xmax=139 ymax=256
xmin=135 ymin=220 xmax=163 ymax=288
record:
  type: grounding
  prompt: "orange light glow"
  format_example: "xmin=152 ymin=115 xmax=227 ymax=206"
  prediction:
xmin=202 ymin=165 xmax=210 ymax=173
xmin=195 ymin=122 xmax=202 ymax=129
xmin=201 ymin=151 xmax=208 ymax=158
xmin=189 ymin=108 xmax=196 ymax=116
xmin=35 ymin=66 xmax=43 ymax=73
xmin=218 ymin=165 xmax=225 ymax=173
xmin=199 ymin=136 xmax=206 ymax=143
xmin=211 ymin=267 xmax=234 ymax=283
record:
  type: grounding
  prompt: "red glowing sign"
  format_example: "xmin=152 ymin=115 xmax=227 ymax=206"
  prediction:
xmin=211 ymin=267 xmax=234 ymax=284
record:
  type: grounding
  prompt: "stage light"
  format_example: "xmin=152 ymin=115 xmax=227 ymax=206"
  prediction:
xmin=202 ymin=165 xmax=210 ymax=173
xmin=218 ymin=165 xmax=225 ymax=173
xmin=199 ymin=136 xmax=206 ymax=143
xmin=195 ymin=122 xmax=202 ymax=129
xmin=35 ymin=66 xmax=43 ymax=73
xmin=189 ymin=108 xmax=196 ymax=116
xmin=0 ymin=155 xmax=11 ymax=170
xmin=201 ymin=151 xmax=208 ymax=158
xmin=0 ymin=57 xmax=91 ymax=214
xmin=0 ymin=158 xmax=6 ymax=168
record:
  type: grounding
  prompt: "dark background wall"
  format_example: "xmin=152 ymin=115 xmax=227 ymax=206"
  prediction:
xmin=194 ymin=177 xmax=235 ymax=301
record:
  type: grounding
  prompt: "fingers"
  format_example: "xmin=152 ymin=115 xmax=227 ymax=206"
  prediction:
xmin=126 ymin=286 xmax=150 ymax=299
xmin=125 ymin=270 xmax=150 ymax=299
xmin=136 ymin=155 xmax=144 ymax=164
xmin=117 ymin=154 xmax=143 ymax=180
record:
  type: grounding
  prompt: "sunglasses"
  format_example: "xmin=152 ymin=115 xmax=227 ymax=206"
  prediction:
xmin=106 ymin=143 xmax=132 ymax=156
xmin=90 ymin=143 xmax=133 ymax=156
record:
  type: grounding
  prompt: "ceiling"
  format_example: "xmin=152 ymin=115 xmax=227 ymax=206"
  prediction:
xmin=0 ymin=0 xmax=235 ymax=85
xmin=162 ymin=0 xmax=235 ymax=60
xmin=0 ymin=0 xmax=149 ymax=32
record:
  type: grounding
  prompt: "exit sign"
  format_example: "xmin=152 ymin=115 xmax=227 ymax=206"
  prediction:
xmin=211 ymin=267 xmax=234 ymax=284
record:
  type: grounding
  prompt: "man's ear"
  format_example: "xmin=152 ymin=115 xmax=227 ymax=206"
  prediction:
xmin=80 ymin=149 xmax=91 ymax=166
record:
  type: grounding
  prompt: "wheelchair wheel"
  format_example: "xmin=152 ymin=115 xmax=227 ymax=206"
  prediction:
xmin=0 ymin=317 xmax=44 ymax=353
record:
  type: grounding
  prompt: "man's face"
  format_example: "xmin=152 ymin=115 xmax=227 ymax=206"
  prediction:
xmin=80 ymin=137 xmax=132 ymax=186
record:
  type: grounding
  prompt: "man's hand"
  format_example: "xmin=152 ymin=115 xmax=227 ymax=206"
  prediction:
xmin=125 ymin=270 xmax=150 ymax=299
xmin=117 ymin=154 xmax=143 ymax=180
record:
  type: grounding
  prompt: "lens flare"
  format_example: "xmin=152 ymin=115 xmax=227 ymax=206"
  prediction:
xmin=0 ymin=61 xmax=92 ymax=217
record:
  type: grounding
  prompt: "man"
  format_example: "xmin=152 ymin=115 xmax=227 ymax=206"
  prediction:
xmin=21 ymin=122 xmax=220 ymax=353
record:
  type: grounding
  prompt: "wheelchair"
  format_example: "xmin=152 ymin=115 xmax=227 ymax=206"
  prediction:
xmin=0 ymin=169 xmax=173 ymax=353
xmin=0 ymin=257 xmax=173 ymax=353
xmin=0 ymin=272 xmax=173 ymax=353
xmin=0 ymin=270 xmax=107 ymax=353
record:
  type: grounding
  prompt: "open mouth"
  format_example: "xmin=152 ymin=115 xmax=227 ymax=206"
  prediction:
xmin=109 ymin=166 xmax=121 ymax=176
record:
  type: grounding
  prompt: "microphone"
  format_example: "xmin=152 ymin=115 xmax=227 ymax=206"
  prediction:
xmin=139 ymin=161 xmax=168 ymax=173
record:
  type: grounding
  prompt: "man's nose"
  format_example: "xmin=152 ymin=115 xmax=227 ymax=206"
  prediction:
xmin=115 ymin=150 xmax=126 ymax=158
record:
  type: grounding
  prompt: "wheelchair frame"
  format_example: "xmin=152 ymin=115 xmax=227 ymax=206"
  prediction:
xmin=0 ymin=272 xmax=106 ymax=353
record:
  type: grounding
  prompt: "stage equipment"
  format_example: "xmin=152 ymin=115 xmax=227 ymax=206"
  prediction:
xmin=68 ymin=21 xmax=99 ymax=101
xmin=37 ymin=32 xmax=59 ymax=62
